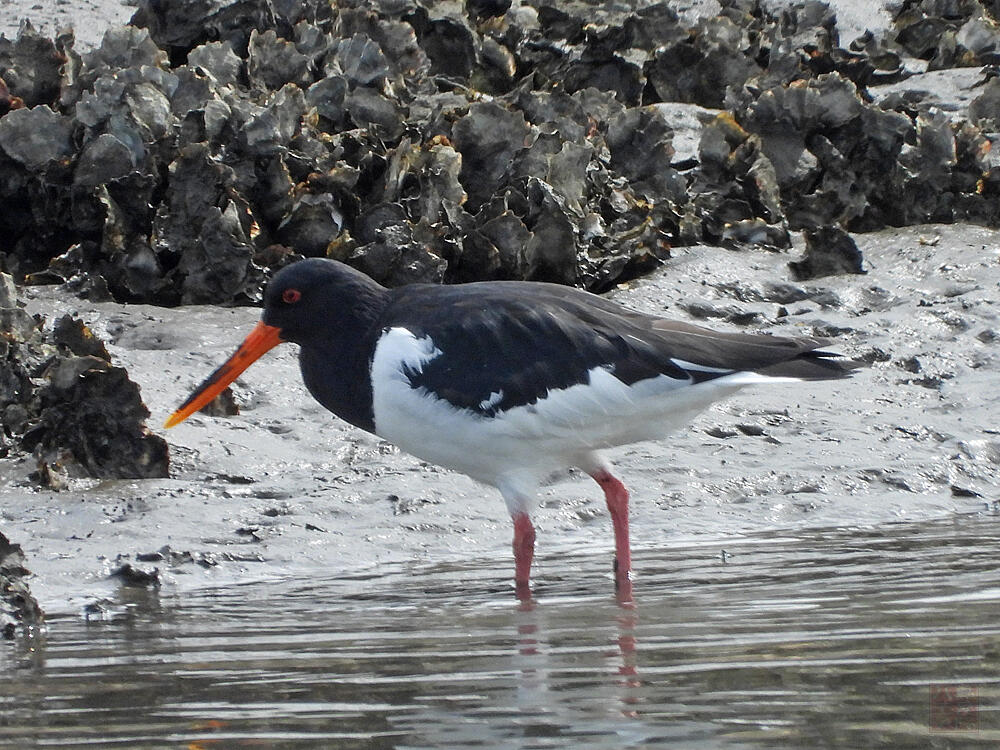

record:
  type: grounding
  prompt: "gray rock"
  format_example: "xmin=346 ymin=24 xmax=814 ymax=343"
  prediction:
xmin=452 ymin=101 xmax=531 ymax=210
xmin=187 ymin=41 xmax=242 ymax=87
xmin=0 ymin=20 xmax=63 ymax=107
xmin=277 ymin=192 xmax=345 ymax=257
xmin=328 ymin=34 xmax=391 ymax=87
xmin=789 ymin=225 xmax=866 ymax=280
xmin=0 ymin=105 xmax=74 ymax=171
xmin=248 ymin=29 xmax=312 ymax=91
xmin=74 ymin=133 xmax=137 ymax=186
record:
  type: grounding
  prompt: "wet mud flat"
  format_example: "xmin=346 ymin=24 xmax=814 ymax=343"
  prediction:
xmin=2 ymin=222 xmax=998 ymax=615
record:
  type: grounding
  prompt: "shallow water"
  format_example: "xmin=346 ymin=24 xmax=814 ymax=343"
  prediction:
xmin=3 ymin=513 xmax=998 ymax=749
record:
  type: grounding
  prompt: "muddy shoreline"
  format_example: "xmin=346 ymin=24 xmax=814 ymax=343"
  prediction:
xmin=2 ymin=222 xmax=997 ymax=616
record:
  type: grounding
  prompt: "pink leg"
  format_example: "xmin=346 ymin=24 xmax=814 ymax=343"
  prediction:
xmin=591 ymin=469 xmax=633 ymax=601
xmin=512 ymin=512 xmax=536 ymax=601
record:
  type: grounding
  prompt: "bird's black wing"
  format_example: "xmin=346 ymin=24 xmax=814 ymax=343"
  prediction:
xmin=380 ymin=281 xmax=855 ymax=418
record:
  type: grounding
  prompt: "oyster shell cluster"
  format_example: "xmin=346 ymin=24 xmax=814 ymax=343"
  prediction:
xmin=0 ymin=0 xmax=996 ymax=303
xmin=0 ymin=272 xmax=169 ymax=482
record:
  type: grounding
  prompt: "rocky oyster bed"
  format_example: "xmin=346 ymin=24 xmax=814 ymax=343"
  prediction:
xmin=2 ymin=0 xmax=1000 ymax=303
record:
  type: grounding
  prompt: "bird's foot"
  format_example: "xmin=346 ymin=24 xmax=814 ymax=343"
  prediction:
xmin=613 ymin=558 xmax=634 ymax=604
xmin=515 ymin=578 xmax=533 ymax=603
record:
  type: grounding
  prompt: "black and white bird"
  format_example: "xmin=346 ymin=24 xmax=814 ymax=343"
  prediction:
xmin=166 ymin=258 xmax=859 ymax=601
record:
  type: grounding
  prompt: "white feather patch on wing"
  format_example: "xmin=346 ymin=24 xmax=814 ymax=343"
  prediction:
xmin=370 ymin=326 xmax=442 ymax=381
xmin=670 ymin=358 xmax=733 ymax=374
xmin=706 ymin=371 xmax=803 ymax=386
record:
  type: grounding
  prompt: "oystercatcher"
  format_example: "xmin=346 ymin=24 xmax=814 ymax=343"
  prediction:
xmin=166 ymin=258 xmax=858 ymax=601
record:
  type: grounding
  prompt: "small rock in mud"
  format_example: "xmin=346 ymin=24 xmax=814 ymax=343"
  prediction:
xmin=198 ymin=387 xmax=240 ymax=418
xmin=110 ymin=562 xmax=161 ymax=588
xmin=789 ymin=226 xmax=866 ymax=281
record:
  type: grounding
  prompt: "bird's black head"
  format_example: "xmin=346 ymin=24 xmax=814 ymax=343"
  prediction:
xmin=164 ymin=258 xmax=387 ymax=429
xmin=261 ymin=258 xmax=387 ymax=346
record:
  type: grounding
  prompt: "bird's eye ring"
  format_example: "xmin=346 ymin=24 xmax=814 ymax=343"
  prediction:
xmin=282 ymin=288 xmax=302 ymax=304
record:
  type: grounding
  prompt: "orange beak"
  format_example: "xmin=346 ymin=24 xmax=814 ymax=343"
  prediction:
xmin=164 ymin=320 xmax=284 ymax=428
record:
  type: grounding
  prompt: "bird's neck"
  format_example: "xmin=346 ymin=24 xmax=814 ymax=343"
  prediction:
xmin=297 ymin=295 xmax=387 ymax=434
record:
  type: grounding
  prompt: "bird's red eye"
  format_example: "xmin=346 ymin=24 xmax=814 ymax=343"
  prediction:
xmin=282 ymin=288 xmax=301 ymax=304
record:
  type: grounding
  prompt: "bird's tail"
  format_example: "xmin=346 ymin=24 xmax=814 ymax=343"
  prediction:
xmin=754 ymin=350 xmax=863 ymax=381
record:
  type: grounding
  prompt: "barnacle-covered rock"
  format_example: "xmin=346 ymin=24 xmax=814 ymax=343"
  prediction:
xmin=732 ymin=74 xmax=920 ymax=230
xmin=130 ymin=0 xmax=332 ymax=57
xmin=0 ymin=275 xmax=41 ymax=439
xmin=75 ymin=65 xmax=179 ymax=176
xmin=1 ymin=275 xmax=167 ymax=480
xmin=518 ymin=177 xmax=579 ymax=285
xmin=887 ymin=0 xmax=1000 ymax=70
xmin=0 ymin=20 xmax=64 ymax=107
xmin=344 ymin=85 xmax=405 ymax=140
xmin=969 ymin=75 xmax=1000 ymax=127
xmin=648 ymin=17 xmax=760 ymax=108
xmin=349 ymin=204 xmax=448 ymax=287
xmin=23 ymin=347 xmax=169 ymax=481
xmin=452 ymin=101 xmax=532 ymax=210
xmin=306 ymin=74 xmax=348 ymax=125
xmin=0 ymin=0 xmax=998 ymax=304
xmin=277 ymin=192 xmax=345 ymax=257
xmin=514 ymin=137 xmax=591 ymax=214
xmin=606 ymin=106 xmax=685 ymax=203
xmin=93 ymin=180 xmax=163 ymax=299
xmin=245 ymin=154 xmax=296 ymax=230
xmin=377 ymin=137 xmax=466 ymax=226
xmin=408 ymin=3 xmax=478 ymax=80
xmin=1 ymin=530 xmax=44 ymax=638
xmin=0 ymin=105 xmax=74 ymax=172
xmin=892 ymin=109 xmax=959 ymax=222
xmin=74 ymin=133 xmax=136 ymax=186
xmin=188 ymin=41 xmax=243 ymax=86
xmin=326 ymin=33 xmax=392 ymax=88
xmin=455 ymin=202 xmax=531 ymax=281
xmin=561 ymin=35 xmax=646 ymax=104
xmin=513 ymin=88 xmax=597 ymax=142
xmin=955 ymin=13 xmax=1000 ymax=62
xmin=61 ymin=26 xmax=169 ymax=109
xmin=151 ymin=143 xmax=262 ymax=304
xmin=239 ymin=83 xmax=307 ymax=157
xmin=170 ymin=67 xmax=221 ymax=128
xmin=248 ymin=28 xmax=313 ymax=91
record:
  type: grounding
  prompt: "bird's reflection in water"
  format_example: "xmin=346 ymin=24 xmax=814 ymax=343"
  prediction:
xmin=614 ymin=604 xmax=641 ymax=717
xmin=513 ymin=594 xmax=642 ymax=720
xmin=516 ymin=597 xmax=541 ymax=657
